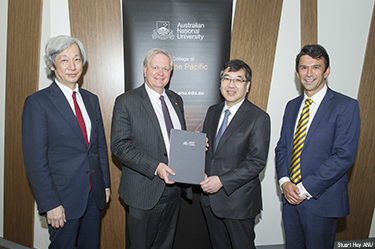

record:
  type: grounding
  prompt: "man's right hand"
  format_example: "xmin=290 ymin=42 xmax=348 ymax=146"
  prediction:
xmin=281 ymin=182 xmax=305 ymax=205
xmin=46 ymin=205 xmax=66 ymax=229
xmin=156 ymin=163 xmax=175 ymax=184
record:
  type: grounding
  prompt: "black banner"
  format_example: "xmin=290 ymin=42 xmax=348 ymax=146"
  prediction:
xmin=123 ymin=0 xmax=233 ymax=131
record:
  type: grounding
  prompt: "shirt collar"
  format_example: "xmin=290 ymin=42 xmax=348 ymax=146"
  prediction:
xmin=145 ymin=83 xmax=166 ymax=101
xmin=304 ymin=84 xmax=327 ymax=105
xmin=55 ymin=80 xmax=79 ymax=95
xmin=223 ymin=98 xmax=245 ymax=116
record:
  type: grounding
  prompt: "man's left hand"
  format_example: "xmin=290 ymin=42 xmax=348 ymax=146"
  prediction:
xmin=200 ymin=175 xmax=222 ymax=194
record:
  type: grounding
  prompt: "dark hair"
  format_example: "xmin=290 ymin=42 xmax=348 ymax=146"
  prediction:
xmin=220 ymin=59 xmax=252 ymax=82
xmin=295 ymin=44 xmax=330 ymax=72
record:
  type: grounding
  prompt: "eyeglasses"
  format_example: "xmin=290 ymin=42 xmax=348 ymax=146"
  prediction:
xmin=221 ymin=77 xmax=247 ymax=84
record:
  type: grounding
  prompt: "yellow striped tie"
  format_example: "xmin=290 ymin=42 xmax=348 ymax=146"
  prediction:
xmin=290 ymin=98 xmax=313 ymax=184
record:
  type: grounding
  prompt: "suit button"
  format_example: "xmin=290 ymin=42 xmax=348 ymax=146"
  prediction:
xmin=86 ymin=171 xmax=90 ymax=174
xmin=164 ymin=153 xmax=167 ymax=157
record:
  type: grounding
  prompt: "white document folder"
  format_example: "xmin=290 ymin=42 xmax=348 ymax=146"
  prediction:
xmin=168 ymin=129 xmax=206 ymax=185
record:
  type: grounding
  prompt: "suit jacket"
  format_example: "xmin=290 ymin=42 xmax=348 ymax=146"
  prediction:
xmin=22 ymin=82 xmax=111 ymax=219
xmin=201 ymin=99 xmax=270 ymax=219
xmin=111 ymin=84 xmax=187 ymax=210
xmin=275 ymin=87 xmax=361 ymax=218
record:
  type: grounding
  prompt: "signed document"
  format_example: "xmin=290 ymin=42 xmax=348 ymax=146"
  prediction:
xmin=168 ymin=129 xmax=206 ymax=185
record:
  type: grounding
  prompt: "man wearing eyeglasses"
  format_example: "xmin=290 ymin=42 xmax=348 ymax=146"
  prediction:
xmin=200 ymin=59 xmax=270 ymax=249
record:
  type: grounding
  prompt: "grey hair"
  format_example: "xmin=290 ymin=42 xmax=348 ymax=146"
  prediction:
xmin=143 ymin=48 xmax=174 ymax=70
xmin=44 ymin=35 xmax=87 ymax=80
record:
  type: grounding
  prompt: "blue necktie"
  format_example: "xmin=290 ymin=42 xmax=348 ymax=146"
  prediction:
xmin=214 ymin=109 xmax=231 ymax=151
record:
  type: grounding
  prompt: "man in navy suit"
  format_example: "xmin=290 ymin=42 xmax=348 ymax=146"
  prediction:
xmin=200 ymin=59 xmax=270 ymax=249
xmin=275 ymin=44 xmax=361 ymax=249
xmin=111 ymin=48 xmax=189 ymax=249
xmin=22 ymin=35 xmax=110 ymax=249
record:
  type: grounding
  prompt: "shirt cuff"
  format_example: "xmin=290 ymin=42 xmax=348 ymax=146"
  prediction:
xmin=296 ymin=182 xmax=312 ymax=199
xmin=278 ymin=177 xmax=290 ymax=192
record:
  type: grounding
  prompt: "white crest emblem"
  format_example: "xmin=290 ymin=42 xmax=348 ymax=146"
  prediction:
xmin=152 ymin=21 xmax=174 ymax=40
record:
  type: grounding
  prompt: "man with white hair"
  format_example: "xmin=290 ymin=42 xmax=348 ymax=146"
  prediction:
xmin=22 ymin=35 xmax=110 ymax=249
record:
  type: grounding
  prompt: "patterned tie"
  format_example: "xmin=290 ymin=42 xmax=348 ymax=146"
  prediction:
xmin=72 ymin=91 xmax=89 ymax=147
xmin=160 ymin=95 xmax=174 ymax=139
xmin=290 ymin=98 xmax=313 ymax=184
xmin=214 ymin=109 xmax=231 ymax=151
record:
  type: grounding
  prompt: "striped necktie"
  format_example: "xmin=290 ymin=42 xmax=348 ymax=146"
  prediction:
xmin=290 ymin=98 xmax=313 ymax=184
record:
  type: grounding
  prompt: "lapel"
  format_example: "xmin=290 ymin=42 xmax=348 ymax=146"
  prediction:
xmin=287 ymin=95 xmax=304 ymax=147
xmin=47 ymin=82 xmax=89 ymax=149
xmin=214 ymin=100 xmax=250 ymax=154
xmin=80 ymin=89 xmax=96 ymax=149
xmin=139 ymin=85 xmax=166 ymax=144
xmin=305 ymin=87 xmax=334 ymax=145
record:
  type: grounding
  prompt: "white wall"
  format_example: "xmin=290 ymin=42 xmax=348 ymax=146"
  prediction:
xmin=319 ymin=0 xmax=373 ymax=98
xmin=0 ymin=0 xmax=8 ymax=238
xmin=0 ymin=0 xmax=374 ymax=247
xmin=33 ymin=1 xmax=71 ymax=248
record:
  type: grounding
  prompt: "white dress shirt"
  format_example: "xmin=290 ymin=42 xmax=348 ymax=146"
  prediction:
xmin=216 ymin=98 xmax=245 ymax=135
xmin=145 ymin=84 xmax=182 ymax=159
xmin=55 ymin=80 xmax=92 ymax=143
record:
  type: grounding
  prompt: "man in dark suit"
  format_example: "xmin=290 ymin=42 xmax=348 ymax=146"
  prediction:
xmin=200 ymin=59 xmax=270 ymax=249
xmin=275 ymin=44 xmax=361 ymax=249
xmin=111 ymin=48 xmax=188 ymax=249
xmin=22 ymin=35 xmax=111 ymax=249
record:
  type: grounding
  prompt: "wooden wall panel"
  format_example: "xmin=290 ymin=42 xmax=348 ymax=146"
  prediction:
xmin=300 ymin=0 xmax=317 ymax=46
xmin=230 ymin=0 xmax=283 ymax=111
xmin=336 ymin=4 xmax=375 ymax=241
xmin=68 ymin=1 xmax=125 ymax=248
xmin=3 ymin=0 xmax=43 ymax=247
